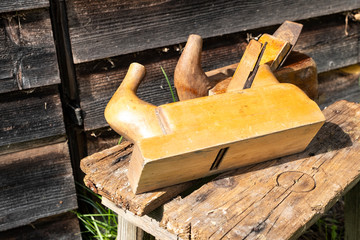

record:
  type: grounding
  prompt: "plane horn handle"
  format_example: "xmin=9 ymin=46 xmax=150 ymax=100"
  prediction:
xmin=104 ymin=63 xmax=164 ymax=143
xmin=174 ymin=34 xmax=214 ymax=100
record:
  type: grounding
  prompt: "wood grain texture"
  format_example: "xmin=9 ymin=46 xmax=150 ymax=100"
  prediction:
xmin=81 ymin=142 xmax=194 ymax=216
xmin=128 ymin=83 xmax=325 ymax=193
xmin=118 ymin=215 xmax=144 ymax=240
xmin=0 ymin=8 xmax=60 ymax=94
xmin=0 ymin=142 xmax=78 ymax=231
xmin=210 ymin=52 xmax=318 ymax=100
xmin=0 ymin=85 xmax=65 ymax=152
xmin=0 ymin=1 xmax=49 ymax=14
xmin=76 ymin=13 xmax=360 ymax=131
xmin=99 ymin=100 xmax=360 ymax=240
xmin=317 ymin=66 xmax=360 ymax=109
xmin=65 ymin=0 xmax=360 ymax=63
xmin=294 ymin=14 xmax=360 ymax=73
xmin=0 ymin=212 xmax=81 ymax=240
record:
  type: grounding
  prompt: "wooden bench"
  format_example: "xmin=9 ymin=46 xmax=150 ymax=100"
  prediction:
xmin=81 ymin=100 xmax=360 ymax=239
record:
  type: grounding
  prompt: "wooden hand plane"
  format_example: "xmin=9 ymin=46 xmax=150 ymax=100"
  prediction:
xmin=105 ymin=21 xmax=325 ymax=194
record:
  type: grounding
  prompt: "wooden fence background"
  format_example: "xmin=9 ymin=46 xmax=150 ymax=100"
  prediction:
xmin=1 ymin=0 xmax=360 ymax=238
xmin=0 ymin=1 xmax=79 ymax=238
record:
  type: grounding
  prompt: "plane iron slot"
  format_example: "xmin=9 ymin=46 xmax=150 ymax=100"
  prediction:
xmin=210 ymin=147 xmax=229 ymax=171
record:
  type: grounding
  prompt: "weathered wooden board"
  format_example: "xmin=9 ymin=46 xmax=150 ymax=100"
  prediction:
xmin=0 ymin=85 xmax=66 ymax=152
xmin=0 ymin=142 xmax=78 ymax=231
xmin=77 ymin=13 xmax=360 ymax=131
xmin=86 ymin=127 xmax=122 ymax=155
xmin=81 ymin=142 xmax=194 ymax=216
xmin=65 ymin=0 xmax=360 ymax=63
xmin=317 ymin=65 xmax=360 ymax=109
xmin=0 ymin=8 xmax=60 ymax=94
xmin=294 ymin=14 xmax=360 ymax=73
xmin=0 ymin=1 xmax=49 ymax=14
xmin=100 ymin=100 xmax=360 ymax=240
xmin=0 ymin=212 xmax=81 ymax=240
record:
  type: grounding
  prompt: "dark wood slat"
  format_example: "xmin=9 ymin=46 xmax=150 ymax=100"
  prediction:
xmin=294 ymin=14 xmax=360 ymax=73
xmin=317 ymin=66 xmax=360 ymax=109
xmin=66 ymin=0 xmax=360 ymax=63
xmin=0 ymin=142 xmax=78 ymax=231
xmin=0 ymin=8 xmax=60 ymax=94
xmin=0 ymin=85 xmax=66 ymax=150
xmin=0 ymin=212 xmax=81 ymax=239
xmin=77 ymin=13 xmax=360 ymax=131
xmin=86 ymin=127 xmax=121 ymax=155
xmin=0 ymin=1 xmax=49 ymax=14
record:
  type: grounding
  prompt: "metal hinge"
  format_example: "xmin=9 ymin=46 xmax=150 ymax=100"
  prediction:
xmin=65 ymin=102 xmax=83 ymax=126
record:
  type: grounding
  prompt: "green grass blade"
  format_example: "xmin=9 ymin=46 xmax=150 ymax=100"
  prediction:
xmin=74 ymin=181 xmax=118 ymax=239
xmin=161 ymin=66 xmax=177 ymax=102
xmin=75 ymin=181 xmax=102 ymax=200
xmin=91 ymin=216 xmax=104 ymax=240
xmin=117 ymin=136 xmax=123 ymax=145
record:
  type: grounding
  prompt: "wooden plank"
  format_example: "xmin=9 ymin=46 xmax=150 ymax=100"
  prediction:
xmin=81 ymin=142 xmax=194 ymax=216
xmin=0 ymin=85 xmax=66 ymax=152
xmin=117 ymin=216 xmax=144 ymax=240
xmin=345 ymin=182 xmax=360 ymax=240
xmin=317 ymin=65 xmax=360 ymax=109
xmin=0 ymin=1 xmax=49 ymax=14
xmin=0 ymin=142 xmax=78 ymax=231
xmin=103 ymin=198 xmax=178 ymax=240
xmin=99 ymin=100 xmax=360 ymax=239
xmin=0 ymin=212 xmax=81 ymax=239
xmin=86 ymin=127 xmax=121 ymax=155
xmin=66 ymin=0 xmax=360 ymax=63
xmin=294 ymin=14 xmax=360 ymax=73
xmin=77 ymin=13 xmax=360 ymax=131
xmin=0 ymin=8 xmax=60 ymax=94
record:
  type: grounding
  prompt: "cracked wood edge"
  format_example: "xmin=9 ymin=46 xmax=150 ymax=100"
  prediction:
xmin=81 ymin=141 xmax=193 ymax=216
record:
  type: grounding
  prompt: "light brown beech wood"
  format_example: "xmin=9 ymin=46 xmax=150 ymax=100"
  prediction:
xmin=226 ymin=21 xmax=301 ymax=92
xmin=104 ymin=63 xmax=164 ymax=143
xmin=174 ymin=34 xmax=215 ymax=100
xmin=208 ymin=52 xmax=318 ymax=99
xmin=105 ymin=24 xmax=324 ymax=194
xmin=258 ymin=34 xmax=290 ymax=70
xmin=128 ymin=83 xmax=325 ymax=193
xmin=226 ymin=40 xmax=263 ymax=92
xmin=105 ymin=62 xmax=324 ymax=194
xmin=84 ymin=52 xmax=321 ymax=215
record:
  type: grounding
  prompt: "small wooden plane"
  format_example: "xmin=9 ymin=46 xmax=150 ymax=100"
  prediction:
xmin=104 ymin=21 xmax=325 ymax=194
